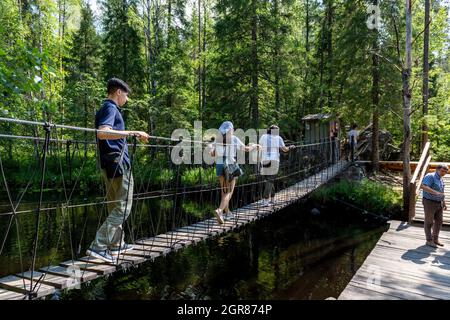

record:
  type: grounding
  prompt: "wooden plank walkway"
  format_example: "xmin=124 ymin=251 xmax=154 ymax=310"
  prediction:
xmin=414 ymin=175 xmax=450 ymax=225
xmin=0 ymin=161 xmax=349 ymax=300
xmin=339 ymin=220 xmax=450 ymax=300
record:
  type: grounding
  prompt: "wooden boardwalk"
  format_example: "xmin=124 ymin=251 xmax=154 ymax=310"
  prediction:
xmin=339 ymin=220 xmax=450 ymax=300
xmin=413 ymin=175 xmax=450 ymax=225
xmin=0 ymin=161 xmax=349 ymax=300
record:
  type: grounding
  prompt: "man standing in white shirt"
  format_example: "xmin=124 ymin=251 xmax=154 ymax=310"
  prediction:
xmin=259 ymin=125 xmax=294 ymax=206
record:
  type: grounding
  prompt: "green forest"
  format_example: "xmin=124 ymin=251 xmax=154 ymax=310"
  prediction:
xmin=0 ymin=0 xmax=449 ymax=159
xmin=0 ymin=0 xmax=449 ymax=302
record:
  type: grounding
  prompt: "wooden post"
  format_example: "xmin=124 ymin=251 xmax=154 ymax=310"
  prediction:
xmin=350 ymin=135 xmax=355 ymax=162
xmin=331 ymin=136 xmax=336 ymax=164
xmin=408 ymin=182 xmax=416 ymax=222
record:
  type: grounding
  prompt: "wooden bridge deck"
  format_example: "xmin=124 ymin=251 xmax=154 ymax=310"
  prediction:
xmin=339 ymin=220 xmax=450 ymax=300
xmin=413 ymin=175 xmax=450 ymax=225
xmin=0 ymin=161 xmax=349 ymax=300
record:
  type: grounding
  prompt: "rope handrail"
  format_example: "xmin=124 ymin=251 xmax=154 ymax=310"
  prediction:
xmin=0 ymin=161 xmax=329 ymax=217
xmin=0 ymin=131 xmax=337 ymax=150
xmin=0 ymin=116 xmax=209 ymax=145
xmin=0 ymin=116 xmax=343 ymax=147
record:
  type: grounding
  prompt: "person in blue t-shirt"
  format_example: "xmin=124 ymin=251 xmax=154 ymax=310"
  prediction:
xmin=420 ymin=164 xmax=448 ymax=248
xmin=87 ymin=78 xmax=150 ymax=263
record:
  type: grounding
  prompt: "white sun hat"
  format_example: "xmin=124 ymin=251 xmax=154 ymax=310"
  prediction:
xmin=219 ymin=121 xmax=234 ymax=135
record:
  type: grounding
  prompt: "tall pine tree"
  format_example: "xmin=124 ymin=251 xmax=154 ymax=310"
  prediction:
xmin=65 ymin=2 xmax=102 ymax=133
xmin=101 ymin=0 xmax=145 ymax=94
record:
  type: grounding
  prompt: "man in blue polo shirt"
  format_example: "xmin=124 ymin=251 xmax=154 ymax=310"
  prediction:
xmin=86 ymin=78 xmax=150 ymax=263
xmin=420 ymin=164 xmax=448 ymax=248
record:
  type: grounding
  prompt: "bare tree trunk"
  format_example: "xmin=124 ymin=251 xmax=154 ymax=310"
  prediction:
xmin=37 ymin=4 xmax=48 ymax=121
xmin=166 ymin=0 xmax=173 ymax=109
xmin=59 ymin=0 xmax=67 ymax=138
xmin=250 ymin=0 xmax=259 ymax=128
xmin=150 ymin=0 xmax=161 ymax=132
xmin=145 ymin=0 xmax=156 ymax=94
xmin=198 ymin=0 xmax=202 ymax=121
xmin=371 ymin=0 xmax=380 ymax=170
xmin=298 ymin=0 xmax=310 ymax=118
xmin=402 ymin=0 xmax=412 ymax=220
xmin=422 ymin=0 xmax=430 ymax=150
xmin=274 ymin=0 xmax=280 ymax=118
xmin=154 ymin=0 xmax=161 ymax=54
xmin=83 ymin=21 xmax=88 ymax=153
xmin=305 ymin=0 xmax=310 ymax=53
xmin=122 ymin=0 xmax=128 ymax=81
xmin=144 ymin=0 xmax=155 ymax=134
xmin=202 ymin=0 xmax=207 ymax=118
xmin=167 ymin=0 xmax=172 ymax=47
xmin=318 ymin=17 xmax=326 ymax=113
xmin=326 ymin=0 xmax=333 ymax=109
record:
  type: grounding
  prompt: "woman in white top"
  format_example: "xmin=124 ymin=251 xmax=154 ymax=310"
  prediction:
xmin=210 ymin=121 xmax=259 ymax=224
xmin=258 ymin=125 xmax=294 ymax=205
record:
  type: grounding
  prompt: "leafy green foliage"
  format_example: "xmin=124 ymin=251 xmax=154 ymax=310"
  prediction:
xmin=312 ymin=178 xmax=402 ymax=217
xmin=0 ymin=0 xmax=449 ymax=196
xmin=181 ymin=167 xmax=216 ymax=186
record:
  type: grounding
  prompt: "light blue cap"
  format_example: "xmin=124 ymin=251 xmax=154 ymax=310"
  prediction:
xmin=219 ymin=121 xmax=234 ymax=135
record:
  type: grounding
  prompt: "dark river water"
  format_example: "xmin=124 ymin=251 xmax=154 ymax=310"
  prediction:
xmin=0 ymin=190 xmax=386 ymax=300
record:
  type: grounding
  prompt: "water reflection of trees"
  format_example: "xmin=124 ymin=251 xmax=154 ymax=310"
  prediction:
xmin=61 ymin=205 xmax=386 ymax=300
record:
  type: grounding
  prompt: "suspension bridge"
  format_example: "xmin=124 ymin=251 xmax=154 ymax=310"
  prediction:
xmin=0 ymin=117 xmax=348 ymax=300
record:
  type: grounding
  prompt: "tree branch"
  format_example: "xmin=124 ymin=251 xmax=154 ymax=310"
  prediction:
xmin=368 ymin=50 xmax=402 ymax=72
xmin=386 ymin=104 xmax=403 ymax=119
xmin=411 ymin=16 xmax=433 ymax=46
xmin=389 ymin=7 xmax=403 ymax=68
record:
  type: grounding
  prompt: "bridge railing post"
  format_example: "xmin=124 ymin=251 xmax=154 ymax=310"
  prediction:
xmin=408 ymin=182 xmax=417 ymax=223
xmin=331 ymin=137 xmax=337 ymax=165
xmin=350 ymin=136 xmax=355 ymax=162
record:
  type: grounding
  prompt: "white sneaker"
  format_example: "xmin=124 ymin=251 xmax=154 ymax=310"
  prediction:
xmin=224 ymin=213 xmax=236 ymax=221
xmin=110 ymin=243 xmax=134 ymax=256
xmin=214 ymin=209 xmax=225 ymax=224
xmin=86 ymin=248 xmax=117 ymax=264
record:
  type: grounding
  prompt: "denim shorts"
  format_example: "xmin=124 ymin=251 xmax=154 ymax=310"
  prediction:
xmin=216 ymin=164 xmax=224 ymax=177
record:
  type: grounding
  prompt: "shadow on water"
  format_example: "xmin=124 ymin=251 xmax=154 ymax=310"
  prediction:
xmin=56 ymin=200 xmax=387 ymax=300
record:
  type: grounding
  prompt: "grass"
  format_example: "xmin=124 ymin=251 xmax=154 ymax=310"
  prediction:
xmin=311 ymin=178 xmax=402 ymax=217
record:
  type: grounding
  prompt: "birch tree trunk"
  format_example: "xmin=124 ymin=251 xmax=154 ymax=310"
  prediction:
xmin=402 ymin=0 xmax=412 ymax=220
xmin=422 ymin=0 xmax=430 ymax=150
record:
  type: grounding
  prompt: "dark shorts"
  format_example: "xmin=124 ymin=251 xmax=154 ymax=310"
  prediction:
xmin=216 ymin=164 xmax=224 ymax=177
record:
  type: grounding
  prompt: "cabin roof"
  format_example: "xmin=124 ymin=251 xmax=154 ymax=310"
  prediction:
xmin=301 ymin=113 xmax=332 ymax=121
